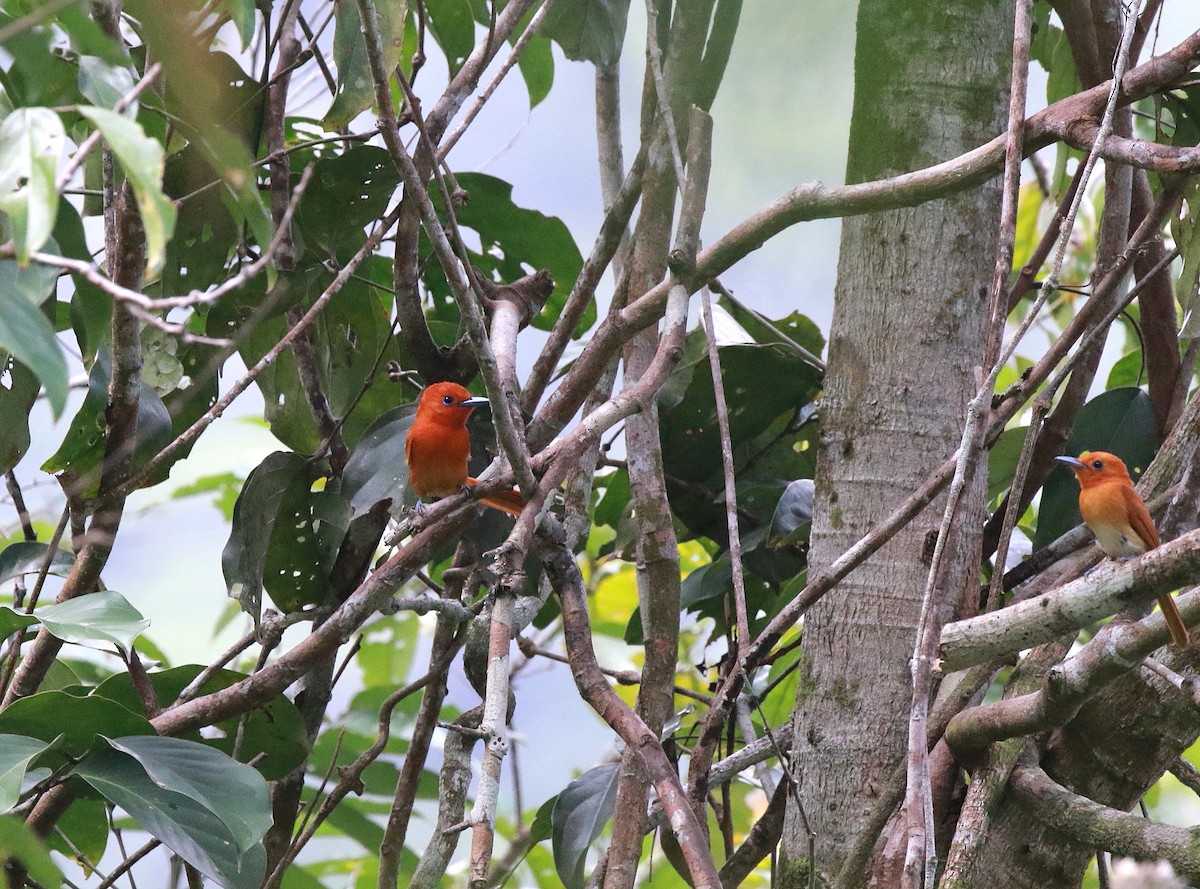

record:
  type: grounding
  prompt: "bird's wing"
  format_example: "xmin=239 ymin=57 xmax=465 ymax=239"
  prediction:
xmin=1122 ymin=483 xmax=1161 ymax=549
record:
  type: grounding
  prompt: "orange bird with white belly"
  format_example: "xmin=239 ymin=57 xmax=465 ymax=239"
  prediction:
xmin=405 ymin=381 xmax=524 ymax=516
xmin=1055 ymin=450 xmax=1188 ymax=647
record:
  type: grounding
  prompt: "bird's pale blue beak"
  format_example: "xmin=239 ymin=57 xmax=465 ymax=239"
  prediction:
xmin=1054 ymin=455 xmax=1085 ymax=470
xmin=456 ymin=396 xmax=491 ymax=409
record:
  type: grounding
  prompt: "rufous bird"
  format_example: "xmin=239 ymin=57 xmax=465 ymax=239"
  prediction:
xmin=405 ymin=381 xmax=525 ymax=516
xmin=1055 ymin=450 xmax=1188 ymax=647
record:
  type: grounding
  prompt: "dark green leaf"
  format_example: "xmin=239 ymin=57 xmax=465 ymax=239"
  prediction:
xmin=0 ymin=107 xmax=64 ymax=263
xmin=541 ymin=0 xmax=630 ymax=65
xmin=340 ymin=404 xmax=417 ymax=515
xmin=516 ymin=33 xmax=554 ymax=107
xmin=106 ymin=736 xmax=271 ymax=854
xmin=424 ymin=0 xmax=475 ymax=73
xmin=297 ymin=146 xmax=402 ymax=263
xmin=75 ymin=745 xmax=267 ymax=889
xmin=46 ymin=797 xmax=108 ymax=869
xmin=222 ymin=452 xmax=344 ymax=616
xmin=1035 ymin=387 xmax=1158 ymax=547
xmin=42 ymin=351 xmax=174 ymax=491
xmin=0 ymin=691 xmax=153 ymax=759
xmin=551 ymin=762 xmax=620 ymax=889
xmin=0 ymin=608 xmax=37 ymax=641
xmin=987 ymin=425 xmax=1028 ymax=502
xmin=0 ymin=359 xmax=40 ymax=473
xmin=0 ymin=286 xmax=67 ymax=416
xmin=0 ymin=248 xmax=59 ymax=305
xmin=76 ymin=56 xmax=136 ymax=111
xmin=93 ymin=665 xmax=309 ymax=781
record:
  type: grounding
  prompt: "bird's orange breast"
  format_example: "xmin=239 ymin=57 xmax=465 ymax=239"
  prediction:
xmin=406 ymin=418 xmax=471 ymax=499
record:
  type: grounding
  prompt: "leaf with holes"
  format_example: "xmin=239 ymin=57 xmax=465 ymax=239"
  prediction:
xmin=223 ymin=452 xmax=349 ymax=617
xmin=551 ymin=762 xmax=620 ymax=889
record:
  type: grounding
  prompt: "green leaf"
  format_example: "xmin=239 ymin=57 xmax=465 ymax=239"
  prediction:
xmin=35 ymin=590 xmax=149 ymax=654
xmin=0 ymin=692 xmax=153 ymax=760
xmin=324 ymin=0 xmax=409 ymax=129
xmin=106 ymin=736 xmax=272 ymax=855
xmin=0 ymin=358 xmax=40 ymax=472
xmin=0 ymin=541 xmax=74 ymax=586
xmin=215 ymin=0 xmax=257 ymax=49
xmin=424 ymin=0 xmax=475 ymax=73
xmin=0 ymin=608 xmax=38 ymax=641
xmin=0 ymin=107 xmax=64 ymax=263
xmin=223 ymin=452 xmax=347 ymax=617
xmin=0 ymin=815 xmax=61 ymax=888
xmin=93 ymin=665 xmax=309 ymax=781
xmin=75 ymin=744 xmax=267 ymax=889
xmin=77 ymin=107 xmax=176 ymax=278
xmin=340 ymin=404 xmax=417 ymax=515
xmin=0 ymin=734 xmax=54 ymax=812
xmin=76 ymin=56 xmax=137 ymax=112
xmin=42 ymin=351 xmax=174 ymax=493
xmin=516 ymin=32 xmax=554 ymax=107
xmin=433 ymin=173 xmax=585 ymax=335
xmin=296 ymin=146 xmax=402 ymax=263
xmin=551 ymin=762 xmax=620 ymax=889
xmin=0 ymin=245 xmax=59 ymax=305
xmin=0 ymin=285 xmax=67 ymax=416
xmin=987 ymin=425 xmax=1028 ymax=502
xmin=1035 ymin=387 xmax=1158 ymax=547
xmin=1106 ymin=350 xmax=1144 ymax=389
xmin=541 ymin=0 xmax=630 ymax=65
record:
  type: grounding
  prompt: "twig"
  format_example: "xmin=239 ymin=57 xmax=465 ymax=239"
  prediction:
xmin=57 ymin=63 xmax=164 ymax=190
xmin=437 ymin=0 xmax=560 ymax=159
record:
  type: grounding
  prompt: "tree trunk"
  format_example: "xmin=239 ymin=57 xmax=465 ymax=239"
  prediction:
xmin=779 ymin=1 xmax=1014 ymax=883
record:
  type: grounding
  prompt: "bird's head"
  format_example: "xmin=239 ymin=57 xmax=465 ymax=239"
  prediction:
xmin=1053 ymin=450 xmax=1134 ymax=488
xmin=419 ymin=382 xmax=490 ymax=424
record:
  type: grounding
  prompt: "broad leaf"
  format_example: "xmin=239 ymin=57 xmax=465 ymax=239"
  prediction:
xmin=551 ymin=761 xmax=620 ymax=889
xmin=106 ymin=736 xmax=272 ymax=855
xmin=0 ymin=289 xmax=66 ymax=417
xmin=34 ymin=590 xmax=149 ymax=654
xmin=75 ymin=745 xmax=267 ymax=889
xmin=0 ymin=692 xmax=153 ymax=760
xmin=297 ymin=146 xmax=402 ymax=263
xmin=77 ymin=107 xmax=176 ymax=277
xmin=340 ymin=404 xmax=417 ymax=515
xmin=0 ymin=107 xmax=64 ymax=263
xmin=0 ymin=734 xmax=54 ymax=813
xmin=76 ymin=56 xmax=136 ymax=112
xmin=324 ymin=0 xmax=409 ymax=129
xmin=541 ymin=0 xmax=630 ymax=65
xmin=0 ymin=359 xmax=41 ymax=472
xmin=223 ymin=452 xmax=347 ymax=616
xmin=0 ymin=541 xmax=75 ymax=587
xmin=42 ymin=351 xmax=174 ymax=493
xmin=93 ymin=665 xmax=309 ymax=781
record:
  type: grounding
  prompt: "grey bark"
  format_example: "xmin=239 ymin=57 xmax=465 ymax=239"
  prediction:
xmin=779 ymin=0 xmax=1014 ymax=884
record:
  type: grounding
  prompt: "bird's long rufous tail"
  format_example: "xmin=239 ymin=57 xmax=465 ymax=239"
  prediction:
xmin=466 ymin=477 xmax=525 ymax=517
xmin=1158 ymin=593 xmax=1190 ymax=648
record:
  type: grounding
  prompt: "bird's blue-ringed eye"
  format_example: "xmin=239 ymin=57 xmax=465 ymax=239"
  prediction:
xmin=1092 ymin=460 xmax=1103 ymax=470
xmin=442 ymin=395 xmax=454 ymax=406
